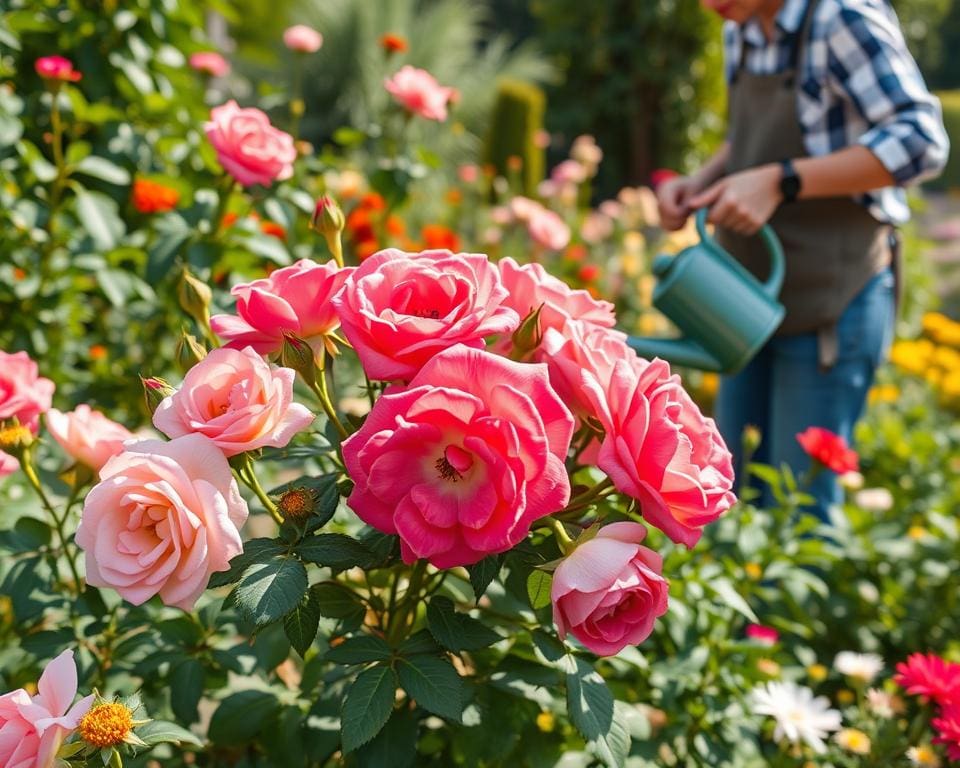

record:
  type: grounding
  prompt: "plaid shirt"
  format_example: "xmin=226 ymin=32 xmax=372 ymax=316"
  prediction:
xmin=723 ymin=0 xmax=949 ymax=224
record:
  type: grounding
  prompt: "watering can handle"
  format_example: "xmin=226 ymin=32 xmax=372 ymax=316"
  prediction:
xmin=694 ymin=208 xmax=785 ymax=298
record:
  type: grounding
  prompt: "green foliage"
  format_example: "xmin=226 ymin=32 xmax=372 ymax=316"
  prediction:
xmin=483 ymin=78 xmax=547 ymax=195
xmin=928 ymin=90 xmax=960 ymax=191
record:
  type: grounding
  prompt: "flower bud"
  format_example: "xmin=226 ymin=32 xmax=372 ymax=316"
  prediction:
xmin=741 ymin=424 xmax=762 ymax=456
xmin=0 ymin=419 xmax=33 ymax=454
xmin=509 ymin=303 xmax=544 ymax=360
xmin=280 ymin=332 xmax=319 ymax=388
xmin=278 ymin=486 xmax=317 ymax=520
xmin=311 ymin=195 xmax=345 ymax=237
xmin=141 ymin=376 xmax=175 ymax=415
xmin=175 ymin=332 xmax=207 ymax=374
xmin=177 ymin=268 xmax=213 ymax=329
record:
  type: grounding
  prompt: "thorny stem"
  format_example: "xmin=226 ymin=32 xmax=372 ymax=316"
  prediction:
xmin=237 ymin=454 xmax=283 ymax=525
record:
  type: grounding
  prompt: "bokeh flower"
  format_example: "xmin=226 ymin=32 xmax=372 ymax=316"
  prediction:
xmin=46 ymin=405 xmax=135 ymax=473
xmin=796 ymin=426 xmax=859 ymax=474
xmin=188 ymin=51 xmax=230 ymax=77
xmin=35 ymin=55 xmax=82 ymax=82
xmin=283 ymin=25 xmax=323 ymax=53
xmin=748 ymin=681 xmax=842 ymax=754
xmin=384 ymin=66 xmax=454 ymax=122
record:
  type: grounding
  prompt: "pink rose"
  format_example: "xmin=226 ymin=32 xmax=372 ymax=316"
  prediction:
xmin=189 ymin=51 xmax=230 ymax=77
xmin=45 ymin=405 xmax=135 ymax=472
xmin=342 ymin=345 xmax=574 ymax=568
xmin=153 ymin=347 xmax=314 ymax=457
xmin=332 ymin=248 xmax=520 ymax=381
xmin=0 ymin=350 xmax=55 ymax=478
xmin=527 ymin=208 xmax=571 ymax=251
xmin=76 ymin=434 xmax=249 ymax=609
xmin=34 ymin=56 xmax=81 ymax=82
xmin=551 ymin=159 xmax=587 ymax=186
xmin=0 ymin=649 xmax=94 ymax=768
xmin=384 ymin=66 xmax=454 ymax=122
xmin=551 ymin=522 xmax=668 ymax=656
xmin=583 ymin=358 xmax=736 ymax=547
xmin=211 ymin=259 xmax=353 ymax=356
xmin=580 ymin=211 xmax=614 ymax=244
xmin=283 ymin=24 xmax=323 ymax=52
xmin=204 ymin=100 xmax=297 ymax=187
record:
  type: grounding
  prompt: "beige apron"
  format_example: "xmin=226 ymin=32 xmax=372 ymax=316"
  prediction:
xmin=715 ymin=0 xmax=893 ymax=368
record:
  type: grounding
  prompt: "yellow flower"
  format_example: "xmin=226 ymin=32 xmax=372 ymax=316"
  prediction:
xmin=836 ymin=689 xmax=856 ymax=705
xmin=908 ymin=525 xmax=928 ymax=540
xmin=907 ymin=744 xmax=941 ymax=767
xmin=79 ymin=702 xmax=134 ymax=747
xmin=835 ymin=728 xmax=871 ymax=754
xmin=807 ymin=663 xmax=828 ymax=682
xmin=744 ymin=562 xmax=763 ymax=581
xmin=868 ymin=384 xmax=900 ymax=404
xmin=536 ymin=711 xmax=555 ymax=732
xmin=0 ymin=423 xmax=31 ymax=451
xmin=890 ymin=339 xmax=934 ymax=376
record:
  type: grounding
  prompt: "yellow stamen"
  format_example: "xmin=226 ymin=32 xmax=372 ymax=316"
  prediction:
xmin=78 ymin=702 xmax=134 ymax=747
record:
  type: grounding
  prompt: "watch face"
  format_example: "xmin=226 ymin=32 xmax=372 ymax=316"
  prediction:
xmin=781 ymin=174 xmax=801 ymax=202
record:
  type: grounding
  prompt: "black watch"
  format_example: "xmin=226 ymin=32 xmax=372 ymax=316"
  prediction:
xmin=779 ymin=159 xmax=801 ymax=204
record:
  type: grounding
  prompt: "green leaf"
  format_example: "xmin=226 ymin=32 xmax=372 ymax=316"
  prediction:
xmin=566 ymin=657 xmax=613 ymax=742
xmin=467 ymin=555 xmax=502 ymax=602
xmin=526 ymin=570 xmax=553 ymax=610
xmin=707 ymin=578 xmax=759 ymax=623
xmin=136 ymin=719 xmax=202 ymax=747
xmin=0 ymin=518 xmax=51 ymax=553
xmin=147 ymin=215 xmax=191 ymax=283
xmin=75 ymin=188 xmax=125 ymax=251
xmin=296 ymin=533 xmax=375 ymax=571
xmin=284 ymin=588 xmax=322 ymax=658
xmin=208 ymin=690 xmax=279 ymax=744
xmin=531 ymin=629 xmax=567 ymax=662
xmin=325 ymin=634 xmax=392 ymax=665
xmin=234 ymin=556 xmax=308 ymax=627
xmin=209 ymin=538 xmax=285 ymax=588
xmin=426 ymin=596 xmax=502 ymax=652
xmin=340 ymin=665 xmax=396 ymax=753
xmin=396 ymin=655 xmax=463 ymax=721
xmin=73 ymin=156 xmax=130 ymax=185
xmin=333 ymin=127 xmax=367 ymax=147
xmin=312 ymin=582 xmax=366 ymax=621
xmin=354 ymin=705 xmax=418 ymax=768
xmin=397 ymin=629 xmax=441 ymax=656
xmin=170 ymin=658 xmax=204 ymax=724
xmin=590 ymin=701 xmax=632 ymax=768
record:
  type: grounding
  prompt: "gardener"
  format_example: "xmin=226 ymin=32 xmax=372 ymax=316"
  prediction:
xmin=657 ymin=0 xmax=949 ymax=519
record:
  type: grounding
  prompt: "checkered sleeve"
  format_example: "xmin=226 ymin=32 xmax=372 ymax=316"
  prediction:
xmin=824 ymin=1 xmax=949 ymax=185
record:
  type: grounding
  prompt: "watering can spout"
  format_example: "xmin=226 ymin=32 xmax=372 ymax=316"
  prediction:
xmin=626 ymin=336 xmax=722 ymax=373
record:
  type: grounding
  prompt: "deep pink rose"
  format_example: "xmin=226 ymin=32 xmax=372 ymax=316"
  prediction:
xmin=0 ymin=649 xmax=94 ymax=768
xmin=189 ymin=51 xmax=230 ymax=77
xmin=211 ymin=259 xmax=353 ymax=356
xmin=583 ymin=358 xmax=736 ymax=547
xmin=76 ymin=434 xmax=249 ymax=609
xmin=342 ymin=345 xmax=574 ymax=568
xmin=746 ymin=624 xmax=780 ymax=646
xmin=384 ymin=66 xmax=454 ymax=121
xmin=283 ymin=25 xmax=323 ymax=52
xmin=332 ymin=248 xmax=520 ymax=381
xmin=527 ymin=208 xmax=571 ymax=251
xmin=0 ymin=350 xmax=55 ymax=478
xmin=551 ymin=522 xmax=668 ymax=656
xmin=34 ymin=56 xmax=81 ymax=82
xmin=45 ymin=405 xmax=135 ymax=472
xmin=204 ymin=100 xmax=297 ymax=187
xmin=153 ymin=347 xmax=314 ymax=457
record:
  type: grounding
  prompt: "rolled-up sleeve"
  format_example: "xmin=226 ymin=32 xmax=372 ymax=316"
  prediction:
xmin=826 ymin=3 xmax=949 ymax=185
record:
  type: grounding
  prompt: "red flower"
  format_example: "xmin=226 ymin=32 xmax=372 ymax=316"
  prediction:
xmin=894 ymin=653 xmax=960 ymax=706
xmin=650 ymin=168 xmax=678 ymax=189
xmin=933 ymin=703 xmax=960 ymax=761
xmin=421 ymin=224 xmax=460 ymax=252
xmin=260 ymin=220 xmax=287 ymax=241
xmin=380 ymin=33 xmax=409 ymax=54
xmin=35 ymin=56 xmax=82 ymax=83
xmin=132 ymin=179 xmax=179 ymax=214
xmin=746 ymin=624 xmax=780 ymax=646
xmin=577 ymin=264 xmax=600 ymax=283
xmin=796 ymin=427 xmax=859 ymax=474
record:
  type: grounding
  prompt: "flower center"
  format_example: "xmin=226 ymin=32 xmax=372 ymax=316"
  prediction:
xmin=0 ymin=423 xmax=31 ymax=449
xmin=79 ymin=702 xmax=134 ymax=747
xmin=435 ymin=445 xmax=473 ymax=482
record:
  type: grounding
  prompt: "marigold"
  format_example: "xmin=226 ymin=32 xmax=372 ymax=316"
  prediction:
xmin=79 ymin=702 xmax=134 ymax=747
xmin=132 ymin=179 xmax=179 ymax=214
xmin=260 ymin=220 xmax=287 ymax=241
xmin=380 ymin=33 xmax=408 ymax=54
xmin=421 ymin=224 xmax=459 ymax=251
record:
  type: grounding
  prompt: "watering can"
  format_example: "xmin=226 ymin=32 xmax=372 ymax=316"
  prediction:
xmin=627 ymin=208 xmax=786 ymax=374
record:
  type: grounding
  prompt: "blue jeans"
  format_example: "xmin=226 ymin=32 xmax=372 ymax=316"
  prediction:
xmin=715 ymin=268 xmax=896 ymax=521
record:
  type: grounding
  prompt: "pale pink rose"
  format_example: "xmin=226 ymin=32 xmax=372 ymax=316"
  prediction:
xmin=45 ymin=405 xmax=135 ymax=472
xmin=497 ymin=257 xmax=616 ymax=340
xmin=583 ymin=358 xmax=736 ymax=547
xmin=0 ymin=649 xmax=94 ymax=768
xmin=332 ymin=248 xmax=520 ymax=381
xmin=0 ymin=350 xmax=55 ymax=478
xmin=490 ymin=206 xmax=512 ymax=225
xmin=551 ymin=159 xmax=587 ymax=186
xmin=551 ymin=522 xmax=668 ymax=656
xmin=537 ymin=179 xmax=558 ymax=199
xmin=34 ymin=56 xmax=81 ymax=82
xmin=342 ymin=345 xmax=574 ymax=568
xmin=508 ymin=195 xmax=540 ymax=222
xmin=189 ymin=51 xmax=230 ymax=77
xmin=458 ymin=164 xmax=479 ymax=184
xmin=204 ymin=100 xmax=297 ymax=187
xmin=153 ymin=347 xmax=313 ymax=457
xmin=384 ymin=66 xmax=454 ymax=121
xmin=211 ymin=259 xmax=353 ymax=355
xmin=580 ymin=211 xmax=614 ymax=244
xmin=598 ymin=200 xmax=623 ymax=220
xmin=76 ymin=434 xmax=248 ymax=609
xmin=283 ymin=24 xmax=323 ymax=52
xmin=571 ymin=134 xmax=603 ymax=170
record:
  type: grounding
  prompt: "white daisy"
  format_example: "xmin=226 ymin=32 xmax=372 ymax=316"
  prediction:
xmin=748 ymin=680 xmax=842 ymax=754
xmin=834 ymin=651 xmax=884 ymax=684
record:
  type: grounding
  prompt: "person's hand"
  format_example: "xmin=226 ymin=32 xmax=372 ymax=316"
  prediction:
xmin=656 ymin=175 xmax=703 ymax=231
xmin=688 ymin=164 xmax=783 ymax=235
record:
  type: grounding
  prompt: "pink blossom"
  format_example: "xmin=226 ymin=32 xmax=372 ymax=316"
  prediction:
xmin=458 ymin=164 xmax=479 ymax=184
xmin=0 ymin=649 xmax=94 ymax=768
xmin=551 ymin=159 xmax=587 ymax=186
xmin=0 ymin=350 xmax=54 ymax=478
xmin=34 ymin=56 xmax=81 ymax=82
xmin=580 ymin=211 xmax=614 ymax=244
xmin=211 ymin=259 xmax=352 ymax=355
xmin=341 ymin=345 xmax=574 ymax=568
xmin=894 ymin=653 xmax=960 ymax=706
xmin=583 ymin=358 xmax=736 ymax=547
xmin=204 ymin=100 xmax=297 ymax=187
xmin=45 ymin=405 xmax=135 ymax=473
xmin=153 ymin=347 xmax=314 ymax=457
xmin=527 ymin=208 xmax=571 ymax=251
xmin=76 ymin=434 xmax=248 ymax=609
xmin=384 ymin=66 xmax=454 ymax=121
xmin=933 ymin=703 xmax=960 ymax=761
xmin=571 ymin=135 xmax=603 ymax=170
xmin=551 ymin=522 xmax=668 ymax=656
xmin=746 ymin=624 xmax=780 ymax=646
xmin=283 ymin=25 xmax=323 ymax=53
xmin=332 ymin=248 xmax=519 ymax=381
xmin=188 ymin=51 xmax=230 ymax=77
xmin=508 ymin=196 xmax=540 ymax=222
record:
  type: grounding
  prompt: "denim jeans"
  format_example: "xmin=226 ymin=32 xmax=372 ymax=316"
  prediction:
xmin=715 ymin=268 xmax=896 ymax=521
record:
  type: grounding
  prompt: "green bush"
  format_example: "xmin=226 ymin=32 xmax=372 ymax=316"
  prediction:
xmin=929 ymin=90 xmax=960 ymax=190
xmin=483 ymin=78 xmax=546 ymax=195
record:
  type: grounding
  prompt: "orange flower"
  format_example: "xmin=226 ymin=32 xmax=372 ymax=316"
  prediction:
xmin=89 ymin=345 xmax=107 ymax=361
xmin=578 ymin=264 xmax=599 ymax=283
xmin=13 ymin=267 xmax=26 ymax=281
xmin=386 ymin=215 xmax=406 ymax=237
xmin=222 ymin=211 xmax=240 ymax=228
xmin=132 ymin=179 xmax=179 ymax=214
xmin=421 ymin=224 xmax=460 ymax=251
xmin=380 ymin=33 xmax=408 ymax=54
xmin=356 ymin=239 xmax=380 ymax=261
xmin=260 ymin=220 xmax=287 ymax=241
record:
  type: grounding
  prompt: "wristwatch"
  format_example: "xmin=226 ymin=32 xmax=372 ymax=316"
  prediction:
xmin=779 ymin=159 xmax=802 ymax=204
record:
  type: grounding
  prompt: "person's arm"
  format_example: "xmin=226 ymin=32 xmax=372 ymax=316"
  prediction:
xmin=656 ymin=142 xmax=731 ymax=231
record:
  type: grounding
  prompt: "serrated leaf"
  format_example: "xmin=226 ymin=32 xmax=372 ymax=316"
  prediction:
xmin=208 ymin=538 xmax=285 ymax=589
xmin=426 ymin=596 xmax=502 ymax=652
xmin=312 ymin=582 xmax=366 ymax=620
xmin=136 ymin=719 xmax=202 ymax=747
xmin=467 ymin=555 xmax=502 ymax=602
xmin=397 ymin=629 xmax=441 ymax=656
xmin=325 ymin=634 xmax=392 ymax=664
xmin=527 ymin=570 xmax=553 ymax=610
xmin=170 ymin=658 xmax=203 ymax=724
xmin=589 ymin=701 xmax=632 ymax=768
xmin=208 ymin=690 xmax=279 ymax=744
xmin=707 ymin=578 xmax=758 ymax=623
xmin=234 ymin=556 xmax=308 ymax=627
xmin=284 ymin=588 xmax=321 ymax=658
xmin=354 ymin=705 xmax=417 ymax=768
xmin=566 ymin=657 xmax=613 ymax=742
xmin=296 ymin=533 xmax=375 ymax=571
xmin=396 ymin=655 xmax=463 ymax=721
xmin=340 ymin=665 xmax=396 ymax=753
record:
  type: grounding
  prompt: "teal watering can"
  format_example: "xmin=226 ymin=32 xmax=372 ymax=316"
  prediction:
xmin=627 ymin=208 xmax=786 ymax=374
